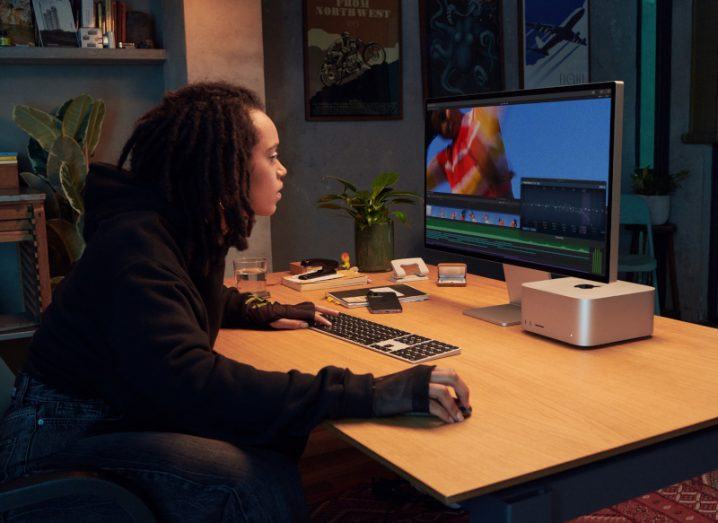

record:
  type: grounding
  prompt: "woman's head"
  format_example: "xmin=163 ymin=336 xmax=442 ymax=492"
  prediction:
xmin=118 ymin=82 xmax=285 ymax=272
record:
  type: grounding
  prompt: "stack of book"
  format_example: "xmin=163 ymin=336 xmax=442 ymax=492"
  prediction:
xmin=326 ymin=284 xmax=429 ymax=308
xmin=77 ymin=0 xmax=131 ymax=48
xmin=0 ymin=152 xmax=18 ymax=190
xmin=282 ymin=270 xmax=369 ymax=292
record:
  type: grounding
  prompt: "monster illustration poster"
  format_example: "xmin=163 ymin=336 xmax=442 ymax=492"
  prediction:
xmin=520 ymin=0 xmax=590 ymax=89
xmin=420 ymin=0 xmax=504 ymax=99
xmin=303 ymin=0 xmax=402 ymax=120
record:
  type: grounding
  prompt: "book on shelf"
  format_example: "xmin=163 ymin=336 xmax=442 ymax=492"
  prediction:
xmin=0 ymin=152 xmax=19 ymax=189
xmin=282 ymin=270 xmax=368 ymax=292
xmin=326 ymin=284 xmax=429 ymax=309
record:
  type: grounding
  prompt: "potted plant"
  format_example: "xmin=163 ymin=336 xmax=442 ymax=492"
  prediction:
xmin=317 ymin=172 xmax=420 ymax=272
xmin=631 ymin=166 xmax=689 ymax=225
xmin=12 ymin=94 xmax=106 ymax=280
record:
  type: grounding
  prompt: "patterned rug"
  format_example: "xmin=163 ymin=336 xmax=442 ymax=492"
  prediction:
xmin=310 ymin=473 xmax=718 ymax=522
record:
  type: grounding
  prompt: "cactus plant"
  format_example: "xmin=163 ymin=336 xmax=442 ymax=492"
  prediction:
xmin=12 ymin=95 xmax=106 ymax=276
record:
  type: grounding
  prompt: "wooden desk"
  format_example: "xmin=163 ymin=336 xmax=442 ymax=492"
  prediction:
xmin=216 ymin=269 xmax=718 ymax=522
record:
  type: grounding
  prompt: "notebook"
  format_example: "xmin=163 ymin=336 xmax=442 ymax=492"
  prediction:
xmin=326 ymin=284 xmax=428 ymax=308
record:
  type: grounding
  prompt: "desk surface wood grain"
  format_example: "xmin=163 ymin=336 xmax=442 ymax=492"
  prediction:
xmin=216 ymin=268 xmax=718 ymax=504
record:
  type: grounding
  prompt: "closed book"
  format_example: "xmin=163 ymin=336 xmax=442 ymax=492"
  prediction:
xmin=282 ymin=271 xmax=368 ymax=292
xmin=327 ymin=284 xmax=429 ymax=308
xmin=0 ymin=162 xmax=19 ymax=189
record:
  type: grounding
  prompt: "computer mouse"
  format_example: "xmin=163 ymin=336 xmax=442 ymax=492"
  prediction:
xmin=407 ymin=398 xmax=472 ymax=420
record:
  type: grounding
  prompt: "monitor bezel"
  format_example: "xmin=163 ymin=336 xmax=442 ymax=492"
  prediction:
xmin=423 ymin=81 xmax=623 ymax=284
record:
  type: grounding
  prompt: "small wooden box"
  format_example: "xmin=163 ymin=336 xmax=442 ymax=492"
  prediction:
xmin=437 ymin=262 xmax=467 ymax=287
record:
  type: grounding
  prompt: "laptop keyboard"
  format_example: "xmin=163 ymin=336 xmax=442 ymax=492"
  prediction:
xmin=311 ymin=313 xmax=461 ymax=363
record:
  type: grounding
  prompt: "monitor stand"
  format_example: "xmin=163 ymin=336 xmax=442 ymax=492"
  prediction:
xmin=463 ymin=264 xmax=551 ymax=326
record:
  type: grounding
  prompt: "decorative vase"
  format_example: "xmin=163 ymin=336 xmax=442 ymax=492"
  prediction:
xmin=355 ymin=221 xmax=394 ymax=272
xmin=641 ymin=195 xmax=670 ymax=225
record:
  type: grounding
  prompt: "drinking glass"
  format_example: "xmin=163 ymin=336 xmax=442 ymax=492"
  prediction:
xmin=233 ymin=257 xmax=268 ymax=296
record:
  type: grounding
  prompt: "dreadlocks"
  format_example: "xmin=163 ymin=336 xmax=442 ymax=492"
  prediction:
xmin=117 ymin=82 xmax=263 ymax=274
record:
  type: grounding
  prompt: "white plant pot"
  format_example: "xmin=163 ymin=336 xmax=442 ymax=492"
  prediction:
xmin=641 ymin=195 xmax=670 ymax=225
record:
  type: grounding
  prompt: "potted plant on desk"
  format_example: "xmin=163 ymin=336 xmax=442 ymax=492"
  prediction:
xmin=631 ymin=166 xmax=689 ymax=225
xmin=317 ymin=172 xmax=420 ymax=272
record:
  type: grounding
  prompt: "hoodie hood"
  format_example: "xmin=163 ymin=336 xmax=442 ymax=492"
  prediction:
xmin=83 ymin=162 xmax=171 ymax=243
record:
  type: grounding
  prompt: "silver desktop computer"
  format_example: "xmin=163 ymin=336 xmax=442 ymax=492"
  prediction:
xmin=424 ymin=81 xmax=655 ymax=339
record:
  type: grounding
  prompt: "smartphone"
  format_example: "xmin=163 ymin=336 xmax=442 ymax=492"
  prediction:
xmin=367 ymin=291 xmax=402 ymax=314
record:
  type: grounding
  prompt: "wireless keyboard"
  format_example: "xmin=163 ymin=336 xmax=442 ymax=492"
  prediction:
xmin=311 ymin=313 xmax=461 ymax=364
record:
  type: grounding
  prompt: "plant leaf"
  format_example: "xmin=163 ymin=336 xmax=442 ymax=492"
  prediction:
xmin=19 ymin=172 xmax=60 ymax=217
xmin=316 ymin=203 xmax=346 ymax=210
xmin=62 ymin=95 xmax=93 ymax=140
xmin=387 ymin=197 xmax=420 ymax=205
xmin=391 ymin=210 xmax=407 ymax=223
xmin=84 ymin=100 xmax=105 ymax=156
xmin=12 ymin=105 xmax=61 ymax=151
xmin=47 ymin=218 xmax=85 ymax=265
xmin=316 ymin=194 xmax=344 ymax=203
xmin=27 ymin=138 xmax=49 ymax=175
xmin=59 ymin=162 xmax=85 ymax=215
xmin=371 ymin=171 xmax=399 ymax=192
xmin=47 ymin=137 xmax=86 ymax=191
xmin=325 ymin=176 xmax=357 ymax=193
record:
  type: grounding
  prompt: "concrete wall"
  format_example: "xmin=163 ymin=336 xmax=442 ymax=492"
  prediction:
xmin=668 ymin=0 xmax=713 ymax=322
xmin=264 ymin=0 xmax=639 ymax=279
xmin=178 ymin=0 xmax=271 ymax=276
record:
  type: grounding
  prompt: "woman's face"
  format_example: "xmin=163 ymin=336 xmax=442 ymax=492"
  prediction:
xmin=249 ymin=110 xmax=287 ymax=216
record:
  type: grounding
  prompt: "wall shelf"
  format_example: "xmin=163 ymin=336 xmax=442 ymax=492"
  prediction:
xmin=0 ymin=47 xmax=167 ymax=65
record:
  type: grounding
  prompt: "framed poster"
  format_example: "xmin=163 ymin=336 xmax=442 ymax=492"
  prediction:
xmin=520 ymin=0 xmax=590 ymax=89
xmin=0 ymin=0 xmax=36 ymax=46
xmin=420 ymin=0 xmax=504 ymax=99
xmin=303 ymin=0 xmax=402 ymax=120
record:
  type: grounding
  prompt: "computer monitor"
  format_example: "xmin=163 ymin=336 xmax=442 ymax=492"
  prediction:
xmin=424 ymin=81 xmax=623 ymax=326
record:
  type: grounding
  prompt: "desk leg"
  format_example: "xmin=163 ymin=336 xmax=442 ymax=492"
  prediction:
xmin=666 ymin=233 xmax=681 ymax=318
xmin=463 ymin=488 xmax=552 ymax=523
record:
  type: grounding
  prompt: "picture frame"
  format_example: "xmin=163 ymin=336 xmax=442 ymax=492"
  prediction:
xmin=420 ymin=0 xmax=504 ymax=99
xmin=32 ymin=0 xmax=78 ymax=47
xmin=519 ymin=0 xmax=590 ymax=89
xmin=303 ymin=0 xmax=402 ymax=120
xmin=0 ymin=0 xmax=36 ymax=46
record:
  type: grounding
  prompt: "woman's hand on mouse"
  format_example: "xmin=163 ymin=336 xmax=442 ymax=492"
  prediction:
xmin=270 ymin=303 xmax=339 ymax=329
xmin=428 ymin=368 xmax=471 ymax=424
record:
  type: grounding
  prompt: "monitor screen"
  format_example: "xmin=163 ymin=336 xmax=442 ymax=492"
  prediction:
xmin=424 ymin=82 xmax=623 ymax=283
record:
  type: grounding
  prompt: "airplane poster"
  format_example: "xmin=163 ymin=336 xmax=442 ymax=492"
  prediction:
xmin=521 ymin=0 xmax=590 ymax=89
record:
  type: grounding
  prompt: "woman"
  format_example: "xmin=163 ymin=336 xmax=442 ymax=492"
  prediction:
xmin=0 ymin=83 xmax=470 ymax=521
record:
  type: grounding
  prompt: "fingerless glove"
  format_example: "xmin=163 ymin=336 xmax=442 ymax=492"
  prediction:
xmin=372 ymin=365 xmax=434 ymax=416
xmin=244 ymin=296 xmax=316 ymax=326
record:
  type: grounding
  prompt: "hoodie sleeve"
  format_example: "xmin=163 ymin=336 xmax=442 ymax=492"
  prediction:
xmin=222 ymin=286 xmax=318 ymax=328
xmin=107 ymin=260 xmax=374 ymax=451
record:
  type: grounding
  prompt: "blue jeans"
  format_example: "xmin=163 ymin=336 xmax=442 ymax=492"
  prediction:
xmin=0 ymin=373 xmax=308 ymax=522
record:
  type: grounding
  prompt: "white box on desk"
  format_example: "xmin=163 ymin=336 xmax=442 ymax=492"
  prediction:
xmin=521 ymin=277 xmax=654 ymax=347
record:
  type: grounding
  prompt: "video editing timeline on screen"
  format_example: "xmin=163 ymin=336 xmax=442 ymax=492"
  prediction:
xmin=426 ymin=179 xmax=607 ymax=276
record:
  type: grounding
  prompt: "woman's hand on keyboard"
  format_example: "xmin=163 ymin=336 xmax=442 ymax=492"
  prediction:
xmin=429 ymin=368 xmax=471 ymax=424
xmin=270 ymin=303 xmax=339 ymax=329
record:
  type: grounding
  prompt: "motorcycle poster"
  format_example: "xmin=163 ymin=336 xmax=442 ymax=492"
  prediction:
xmin=303 ymin=0 xmax=402 ymax=120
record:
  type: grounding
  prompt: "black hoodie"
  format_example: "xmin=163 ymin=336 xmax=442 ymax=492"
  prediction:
xmin=23 ymin=163 xmax=378 ymax=454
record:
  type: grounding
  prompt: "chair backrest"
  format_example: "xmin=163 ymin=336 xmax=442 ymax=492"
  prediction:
xmin=0 ymin=357 xmax=15 ymax=417
xmin=620 ymin=194 xmax=652 ymax=226
xmin=620 ymin=194 xmax=655 ymax=257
